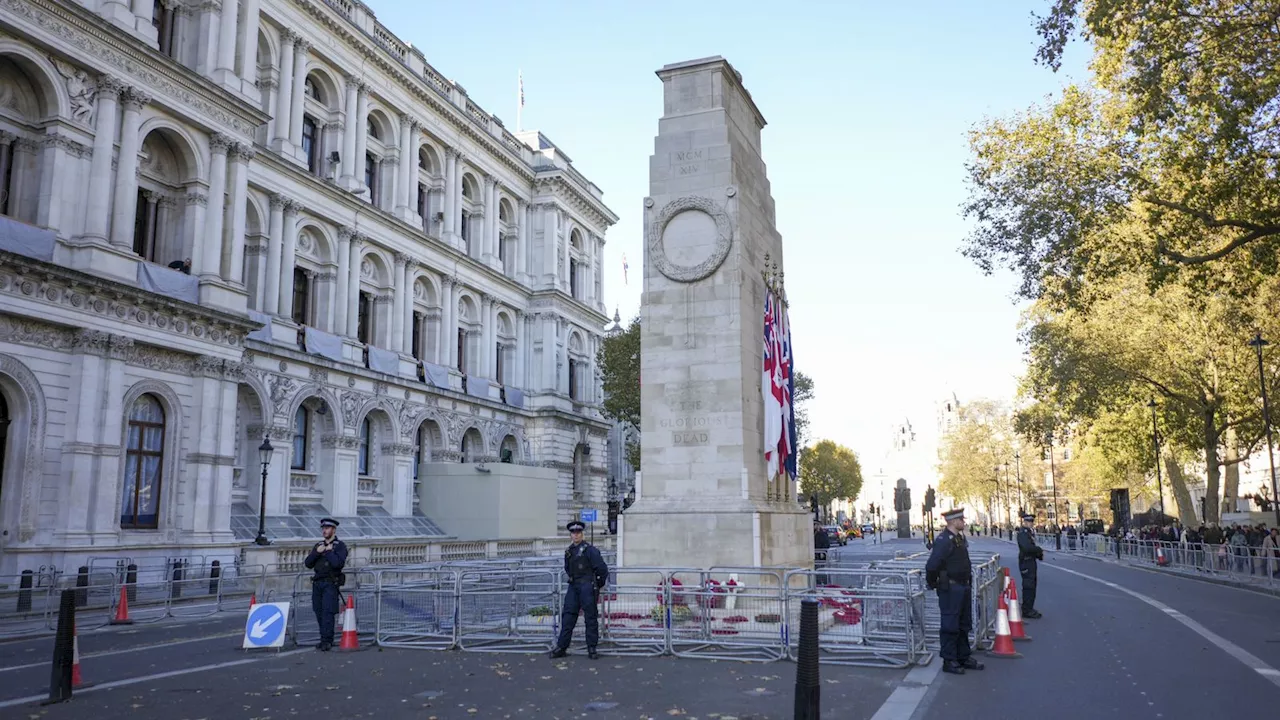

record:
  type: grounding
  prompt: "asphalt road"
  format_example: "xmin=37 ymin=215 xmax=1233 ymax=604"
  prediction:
xmin=2 ymin=536 xmax=1276 ymax=719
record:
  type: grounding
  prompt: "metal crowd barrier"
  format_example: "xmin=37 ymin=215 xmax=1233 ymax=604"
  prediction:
xmin=456 ymin=569 xmax=560 ymax=653
xmin=289 ymin=569 xmax=379 ymax=647
xmin=783 ymin=567 xmax=929 ymax=668
xmin=1072 ymin=536 xmax=1279 ymax=588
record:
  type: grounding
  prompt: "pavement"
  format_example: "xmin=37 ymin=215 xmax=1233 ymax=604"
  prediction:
xmin=1 ymin=535 xmax=1277 ymax=719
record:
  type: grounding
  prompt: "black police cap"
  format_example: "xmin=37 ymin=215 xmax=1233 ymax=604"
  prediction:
xmin=566 ymin=521 xmax=585 ymax=532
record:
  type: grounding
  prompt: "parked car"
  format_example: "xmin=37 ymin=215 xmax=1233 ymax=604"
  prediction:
xmin=861 ymin=524 xmax=876 ymax=537
xmin=822 ymin=526 xmax=846 ymax=546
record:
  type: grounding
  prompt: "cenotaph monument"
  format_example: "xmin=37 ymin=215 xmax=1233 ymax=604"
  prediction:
xmin=618 ymin=57 xmax=812 ymax=570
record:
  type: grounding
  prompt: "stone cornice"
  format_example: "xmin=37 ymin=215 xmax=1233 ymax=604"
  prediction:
xmin=0 ymin=250 xmax=258 ymax=350
xmin=533 ymin=174 xmax=618 ymax=231
xmin=0 ymin=0 xmax=268 ymax=138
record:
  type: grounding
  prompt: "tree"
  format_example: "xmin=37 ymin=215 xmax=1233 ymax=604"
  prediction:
xmin=794 ymin=371 xmax=815 ymax=450
xmin=598 ymin=315 xmax=640 ymax=469
xmin=799 ymin=440 xmax=863 ymax=519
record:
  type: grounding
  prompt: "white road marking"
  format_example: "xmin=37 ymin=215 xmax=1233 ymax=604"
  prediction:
xmin=868 ymin=657 xmax=942 ymax=720
xmin=0 ymin=632 xmax=242 ymax=673
xmin=1047 ymin=563 xmax=1280 ymax=689
xmin=0 ymin=648 xmax=310 ymax=709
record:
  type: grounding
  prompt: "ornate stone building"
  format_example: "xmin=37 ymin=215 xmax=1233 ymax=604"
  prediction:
xmin=0 ymin=0 xmax=616 ymax=576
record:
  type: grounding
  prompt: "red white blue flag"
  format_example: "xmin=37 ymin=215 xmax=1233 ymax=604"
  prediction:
xmin=763 ymin=289 xmax=795 ymax=482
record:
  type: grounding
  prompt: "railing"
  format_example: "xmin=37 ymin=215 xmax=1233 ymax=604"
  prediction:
xmin=323 ymin=0 xmax=353 ymax=18
xmin=1064 ymin=535 xmax=1279 ymax=589
xmin=290 ymin=471 xmax=318 ymax=492
xmin=465 ymin=101 xmax=489 ymax=127
xmin=373 ymin=23 xmax=408 ymax=63
xmin=357 ymin=476 xmax=380 ymax=496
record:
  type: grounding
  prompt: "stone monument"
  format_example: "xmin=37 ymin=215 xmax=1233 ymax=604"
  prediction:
xmin=619 ymin=57 xmax=811 ymax=570
xmin=895 ymin=478 xmax=912 ymax=539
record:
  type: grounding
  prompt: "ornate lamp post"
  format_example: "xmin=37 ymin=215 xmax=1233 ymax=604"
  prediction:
xmin=1148 ymin=398 xmax=1165 ymax=520
xmin=1014 ymin=451 xmax=1023 ymax=515
xmin=1248 ymin=333 xmax=1280 ymax=527
xmin=255 ymin=436 xmax=273 ymax=546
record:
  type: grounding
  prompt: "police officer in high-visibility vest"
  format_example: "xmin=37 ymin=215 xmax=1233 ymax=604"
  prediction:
xmin=925 ymin=508 xmax=983 ymax=675
xmin=1017 ymin=513 xmax=1044 ymax=619
xmin=551 ymin=521 xmax=609 ymax=659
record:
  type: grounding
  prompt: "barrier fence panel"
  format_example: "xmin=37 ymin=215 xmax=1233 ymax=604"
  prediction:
xmin=456 ymin=569 xmax=560 ymax=653
xmin=783 ymin=568 xmax=929 ymax=668
xmin=0 ymin=572 xmax=56 ymax=638
xmin=376 ymin=568 xmax=459 ymax=650
xmin=597 ymin=568 xmax=672 ymax=657
xmin=289 ymin=570 xmax=379 ymax=647
xmin=667 ymin=569 xmax=788 ymax=663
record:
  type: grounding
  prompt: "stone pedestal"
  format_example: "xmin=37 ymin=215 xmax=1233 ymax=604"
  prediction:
xmin=620 ymin=57 xmax=810 ymax=571
xmin=897 ymin=512 xmax=912 ymax=539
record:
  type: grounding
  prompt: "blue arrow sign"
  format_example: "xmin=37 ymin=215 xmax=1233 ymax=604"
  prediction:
xmin=244 ymin=602 xmax=288 ymax=648
xmin=580 ymin=509 xmax=598 ymax=523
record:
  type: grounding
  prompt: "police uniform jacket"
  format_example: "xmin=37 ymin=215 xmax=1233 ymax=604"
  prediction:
xmin=1017 ymin=527 xmax=1044 ymax=562
xmin=304 ymin=538 xmax=348 ymax=582
xmin=564 ymin=541 xmax=609 ymax=587
xmin=925 ymin=529 xmax=972 ymax=587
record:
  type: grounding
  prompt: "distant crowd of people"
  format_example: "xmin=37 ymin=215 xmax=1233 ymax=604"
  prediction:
xmin=1108 ymin=522 xmax=1279 ymax=577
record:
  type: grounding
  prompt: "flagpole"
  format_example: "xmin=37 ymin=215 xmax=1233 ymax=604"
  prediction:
xmin=517 ymin=70 xmax=523 ymax=133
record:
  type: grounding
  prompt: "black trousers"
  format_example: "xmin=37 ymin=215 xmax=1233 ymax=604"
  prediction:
xmin=1019 ymin=559 xmax=1038 ymax=612
xmin=556 ymin=580 xmax=599 ymax=650
xmin=936 ymin=583 xmax=972 ymax=662
xmin=312 ymin=581 xmax=340 ymax=644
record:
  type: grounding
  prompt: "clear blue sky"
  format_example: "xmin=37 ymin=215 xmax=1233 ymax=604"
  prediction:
xmin=367 ymin=0 xmax=1089 ymax=471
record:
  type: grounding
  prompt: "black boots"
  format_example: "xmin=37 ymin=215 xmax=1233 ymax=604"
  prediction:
xmin=587 ymin=647 xmax=599 ymax=660
xmin=1023 ymin=609 xmax=1043 ymax=619
xmin=942 ymin=660 xmax=965 ymax=675
xmin=549 ymin=647 xmax=567 ymax=659
xmin=960 ymin=657 xmax=985 ymax=670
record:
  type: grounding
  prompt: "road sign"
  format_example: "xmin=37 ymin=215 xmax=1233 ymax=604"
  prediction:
xmin=243 ymin=601 xmax=290 ymax=649
xmin=580 ymin=509 xmax=598 ymax=523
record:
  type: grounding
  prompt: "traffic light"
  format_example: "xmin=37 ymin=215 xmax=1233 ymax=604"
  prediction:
xmin=810 ymin=494 xmax=818 ymax=515
xmin=925 ymin=487 xmax=936 ymax=512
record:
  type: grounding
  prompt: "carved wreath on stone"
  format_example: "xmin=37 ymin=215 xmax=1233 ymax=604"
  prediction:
xmin=646 ymin=195 xmax=734 ymax=283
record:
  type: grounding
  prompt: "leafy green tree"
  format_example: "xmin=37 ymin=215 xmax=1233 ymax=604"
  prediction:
xmin=799 ymin=440 xmax=863 ymax=519
xmin=598 ymin=315 xmax=640 ymax=469
xmin=938 ymin=400 xmax=1019 ymax=520
xmin=794 ymin=371 xmax=815 ymax=450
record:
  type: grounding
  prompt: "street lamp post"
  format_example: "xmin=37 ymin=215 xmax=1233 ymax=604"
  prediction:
xmin=1048 ymin=433 xmax=1061 ymax=549
xmin=1148 ymin=398 xmax=1165 ymax=520
xmin=1248 ymin=333 xmax=1280 ymax=528
xmin=1014 ymin=452 xmax=1023 ymax=515
xmin=255 ymin=436 xmax=273 ymax=546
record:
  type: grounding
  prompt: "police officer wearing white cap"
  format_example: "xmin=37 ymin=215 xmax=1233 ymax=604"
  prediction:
xmin=1017 ymin=513 xmax=1044 ymax=618
xmin=304 ymin=517 xmax=348 ymax=651
xmin=551 ymin=520 xmax=609 ymax=659
xmin=925 ymin=508 xmax=983 ymax=674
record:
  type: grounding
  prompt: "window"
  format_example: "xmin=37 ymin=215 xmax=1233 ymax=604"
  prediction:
xmin=366 ymin=118 xmax=379 ymax=141
xmin=302 ymin=116 xmax=319 ymax=175
xmin=417 ymin=186 xmax=427 ymax=218
xmin=460 ymin=212 xmax=471 ymax=251
xmin=456 ymin=328 xmax=466 ymax=373
xmin=495 ymin=342 xmax=504 ymax=385
xmin=569 ymin=258 xmax=579 ymax=298
xmin=568 ymin=359 xmax=578 ymax=400
xmin=291 ymin=406 xmax=308 ymax=470
xmin=132 ymin=189 xmax=159 ymax=262
xmin=1063 ymin=447 xmax=1072 ymax=461
xmin=365 ymin=153 xmax=377 ymax=202
xmin=292 ymin=268 xmax=310 ymax=326
xmin=304 ymin=78 xmax=318 ymax=100
xmin=460 ymin=433 xmax=470 ymax=463
xmin=121 ymin=394 xmax=165 ymax=529
xmin=358 ymin=417 xmax=371 ymax=475
xmin=0 ymin=139 xmax=14 ymax=216
xmin=498 ymin=235 xmax=506 ymax=263
xmin=413 ymin=428 xmax=423 ymax=481
xmin=357 ymin=291 xmax=372 ymax=344
xmin=153 ymin=1 xmax=177 ymax=58
xmin=412 ymin=311 xmax=423 ymax=361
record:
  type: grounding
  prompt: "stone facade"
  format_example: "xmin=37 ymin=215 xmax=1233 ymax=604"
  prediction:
xmin=0 ymin=0 xmax=616 ymax=577
xmin=619 ymin=57 xmax=810 ymax=570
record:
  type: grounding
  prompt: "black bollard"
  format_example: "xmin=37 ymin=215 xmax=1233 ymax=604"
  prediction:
xmin=46 ymin=589 xmax=75 ymax=704
xmin=793 ymin=598 xmax=821 ymax=720
xmin=209 ymin=560 xmax=221 ymax=596
xmin=74 ymin=566 xmax=89 ymax=608
xmin=17 ymin=570 xmax=33 ymax=613
xmin=125 ymin=563 xmax=138 ymax=603
xmin=170 ymin=559 xmax=185 ymax=600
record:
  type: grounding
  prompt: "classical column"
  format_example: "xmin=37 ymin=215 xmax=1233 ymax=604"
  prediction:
xmin=273 ymin=31 xmax=296 ymax=145
xmin=541 ymin=314 xmax=557 ymax=391
xmin=109 ymin=87 xmax=150 ymax=249
xmin=82 ymin=77 xmax=122 ymax=243
xmin=278 ymin=200 xmax=300 ymax=319
xmin=131 ymin=0 xmax=157 ymax=43
xmin=235 ymin=0 xmax=261 ymax=79
xmin=346 ymin=235 xmax=362 ymax=337
xmin=488 ymin=300 xmax=499 ymax=378
xmin=443 ymin=278 xmax=457 ymax=367
xmin=264 ymin=194 xmax=285 ymax=315
xmin=514 ymin=199 xmax=527 ymax=280
xmin=391 ymin=253 xmax=407 ymax=351
xmin=353 ymin=86 xmax=370 ymax=190
xmin=442 ymin=149 xmax=458 ymax=238
xmin=482 ymin=176 xmax=496 ymax=264
xmin=341 ymin=76 xmax=360 ymax=184
xmin=542 ymin=205 xmax=559 ymax=281
xmin=335 ymin=226 xmax=352 ymax=333
xmin=199 ymin=133 xmax=232 ymax=279
xmin=402 ymin=260 xmax=417 ymax=355
xmin=476 ymin=295 xmax=490 ymax=378
xmin=215 ymin=0 xmax=239 ymax=78
xmin=225 ymin=144 xmax=254 ymax=282
xmin=288 ymin=38 xmax=309 ymax=147
xmin=514 ymin=309 xmax=526 ymax=389
xmin=395 ymin=115 xmax=412 ymax=215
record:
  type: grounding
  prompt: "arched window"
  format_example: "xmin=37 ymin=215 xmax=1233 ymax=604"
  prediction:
xmin=304 ymin=77 xmax=319 ymax=100
xmin=365 ymin=153 xmax=378 ymax=201
xmin=358 ymin=417 xmax=371 ymax=475
xmin=292 ymin=267 xmax=311 ymax=326
xmin=291 ymin=406 xmax=308 ymax=470
xmin=569 ymin=258 xmax=579 ymax=298
xmin=366 ymin=117 xmax=379 ymax=141
xmin=0 ymin=392 xmax=9 ymax=493
xmin=152 ymin=1 xmax=177 ymax=58
xmin=121 ymin=394 xmax=165 ymax=529
xmin=568 ymin=359 xmax=578 ymax=400
xmin=302 ymin=116 xmax=319 ymax=175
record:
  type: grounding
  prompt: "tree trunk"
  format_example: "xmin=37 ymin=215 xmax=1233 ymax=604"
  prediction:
xmin=1201 ymin=407 xmax=1221 ymax=526
xmin=1222 ymin=426 xmax=1240 ymax=517
xmin=1163 ymin=454 xmax=1200 ymax=527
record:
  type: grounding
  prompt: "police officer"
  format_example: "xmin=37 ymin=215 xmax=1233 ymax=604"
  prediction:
xmin=925 ymin=508 xmax=983 ymax=675
xmin=1016 ymin=513 xmax=1044 ymax=619
xmin=303 ymin=517 xmax=348 ymax=651
xmin=550 ymin=521 xmax=609 ymax=659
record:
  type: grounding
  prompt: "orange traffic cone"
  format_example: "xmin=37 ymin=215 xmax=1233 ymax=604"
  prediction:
xmin=109 ymin=585 xmax=133 ymax=626
xmin=337 ymin=595 xmax=359 ymax=651
xmin=71 ymin=619 xmax=83 ymax=688
xmin=1005 ymin=581 xmax=1032 ymax=641
xmin=1155 ymin=546 xmax=1169 ymax=567
xmin=987 ymin=590 xmax=1022 ymax=659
